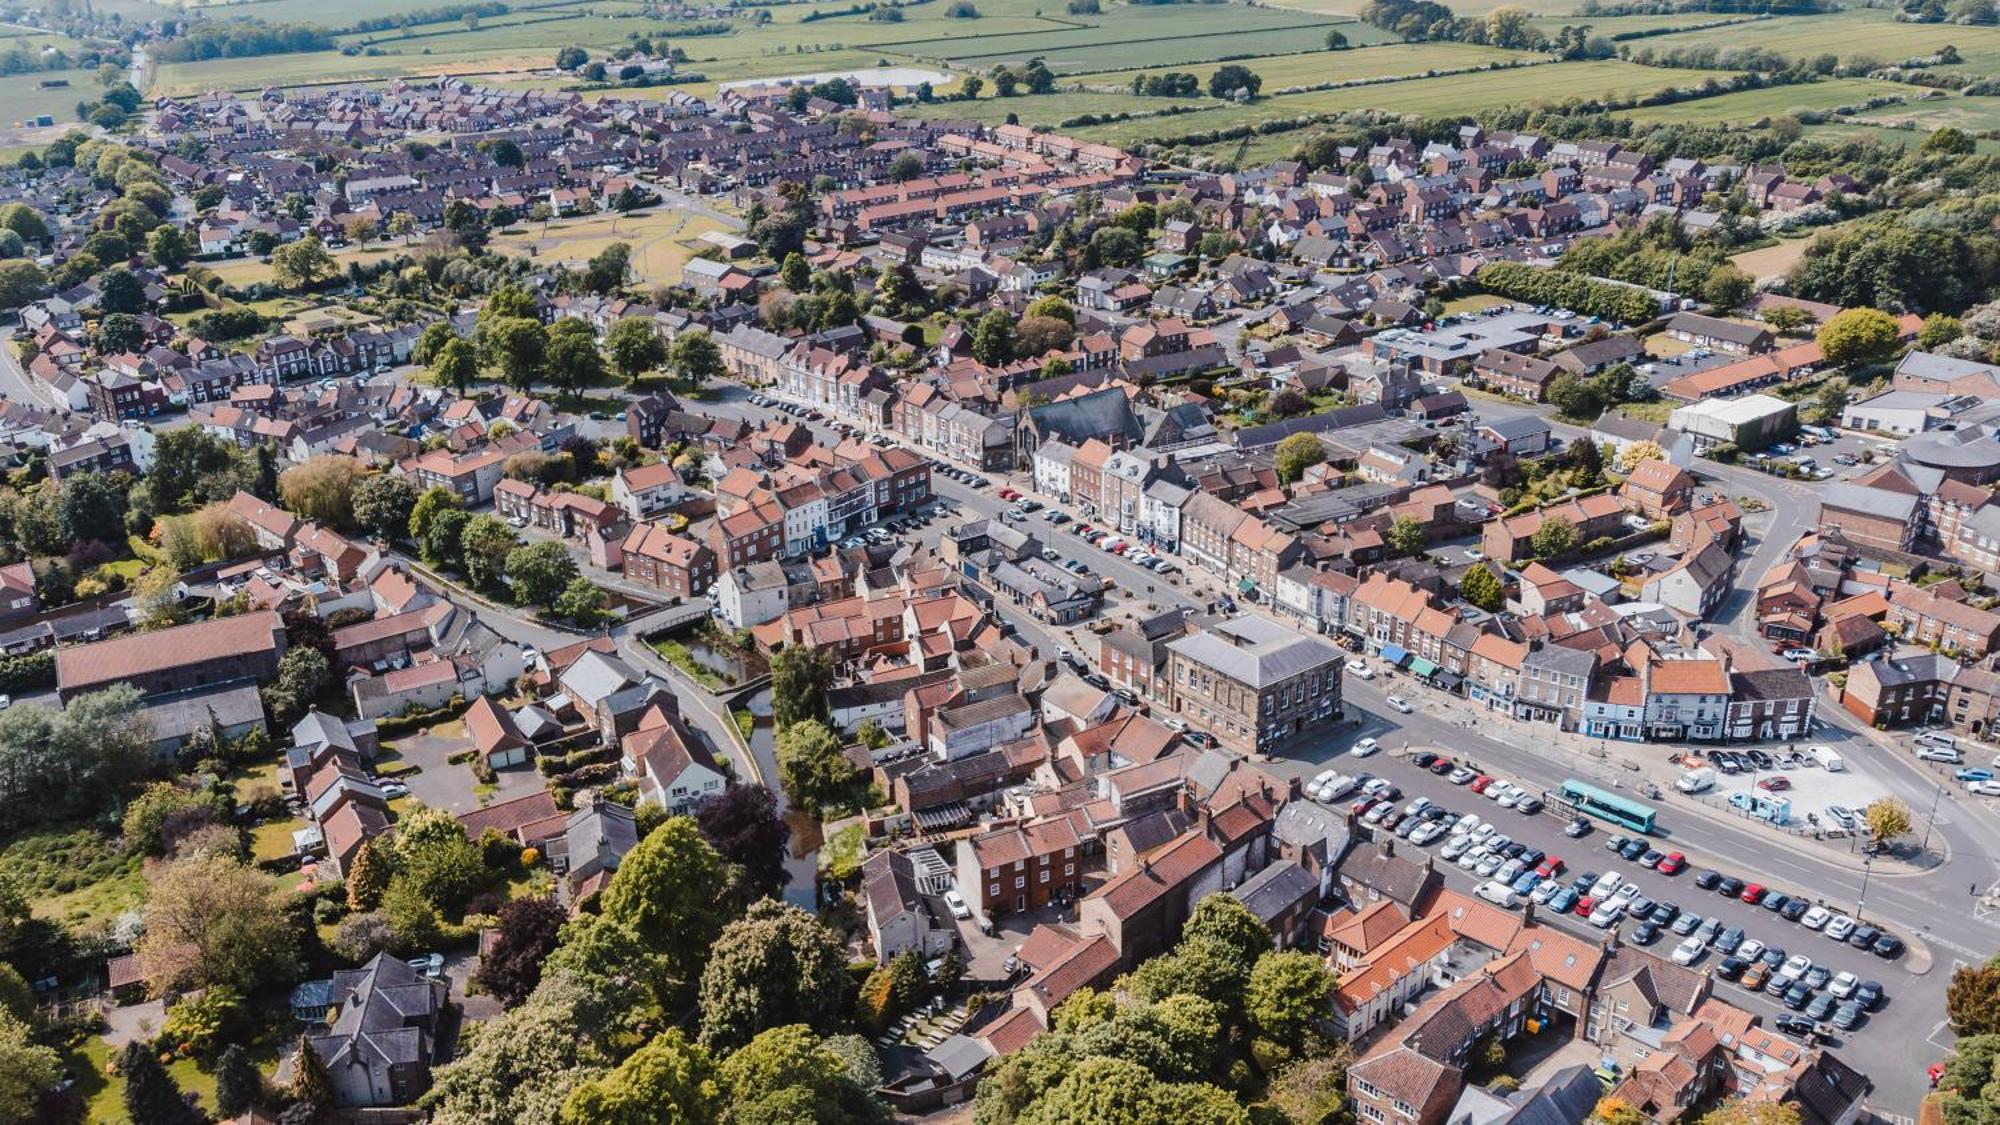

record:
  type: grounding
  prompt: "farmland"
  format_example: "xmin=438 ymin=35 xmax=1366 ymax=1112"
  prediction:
xmin=1062 ymin=41 xmax=1521 ymax=91
xmin=1619 ymin=78 xmax=1914 ymax=126
xmin=1627 ymin=7 xmax=2000 ymax=71
xmin=0 ymin=66 xmax=101 ymax=128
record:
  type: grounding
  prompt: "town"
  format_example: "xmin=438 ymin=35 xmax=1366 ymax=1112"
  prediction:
xmin=0 ymin=6 xmax=1997 ymax=1125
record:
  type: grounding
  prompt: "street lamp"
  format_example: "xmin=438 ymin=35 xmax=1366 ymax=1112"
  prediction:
xmin=1854 ymin=855 xmax=1873 ymax=924
xmin=1919 ymin=780 xmax=1947 ymax=854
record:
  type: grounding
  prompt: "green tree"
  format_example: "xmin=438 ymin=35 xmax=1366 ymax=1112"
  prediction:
xmin=553 ymin=577 xmax=607 ymax=625
xmin=506 ymin=540 xmax=580 ymax=607
xmin=1274 ymin=432 xmax=1326 ymax=484
xmin=1024 ymin=295 xmax=1076 ymax=324
xmin=545 ymin=319 xmax=607 ymax=395
xmin=0 ymin=260 xmax=46 ymax=308
xmin=147 ymin=223 xmax=193 ymax=269
xmin=669 ymin=329 xmax=725 ymax=389
xmin=1531 ymin=515 xmax=1578 ymax=558
xmin=1267 ymin=1049 xmax=1351 ymax=1125
xmin=98 ymin=267 xmax=144 ymax=314
xmin=0 ymin=204 xmax=48 ymax=243
xmin=776 ymin=719 xmax=860 ymax=816
xmin=351 ymin=473 xmax=420 ymax=541
xmin=1246 ymin=951 xmax=1332 ymax=1065
xmin=1817 ymin=307 xmax=1904 ymax=368
xmin=973 ymin=309 xmax=1016 ymax=366
xmin=408 ymin=486 xmax=463 ymax=544
xmin=606 ymin=317 xmax=667 ymax=382
xmin=599 ymin=817 xmax=734 ymax=982
xmin=120 ymin=1039 xmax=202 ymax=1125
xmin=1546 ymin=373 xmax=1604 ymax=421
xmin=58 ymin=472 xmax=125 ymax=544
xmin=0 ymin=1012 xmax=60 ymax=1123
xmin=1325 ymin=28 xmax=1349 ymax=47
xmin=1919 ymin=312 xmax=1963 ymax=350
xmin=1460 ymin=563 xmax=1505 ymax=612
xmin=1702 ymin=264 xmax=1753 ymax=311
xmin=290 ymin=1030 xmax=334 ymax=1111
xmin=346 ymin=836 xmax=393 ymax=912
xmin=271 ymin=234 xmax=336 ymax=290
xmin=460 ymin=515 xmax=519 ymax=590
xmin=277 ymin=454 xmax=365 ymax=529
xmin=698 ymin=900 xmax=849 ymax=1051
xmin=431 ymin=337 xmax=480 ymax=396
xmin=486 ymin=316 xmax=549 ymax=391
xmin=1597 ymin=1097 xmax=1651 ymax=1125
xmin=1208 ymin=64 xmax=1262 ymax=99
xmin=213 ymin=1042 xmax=263 ymax=1118
xmin=582 ymin=241 xmax=631 ymax=295
xmin=1386 ymin=516 xmax=1427 ymax=558
xmin=770 ymin=646 xmax=833 ymax=729
xmin=95 ymin=311 xmax=144 ymax=354
xmin=781 ymin=251 xmax=812 ymax=291
xmin=1763 ymin=305 xmax=1813 ymax=335
xmin=1948 ymin=960 xmax=2000 ymax=1036
xmin=559 ymin=1029 xmax=720 ymax=1125
xmin=717 ymin=1024 xmax=887 ymax=1125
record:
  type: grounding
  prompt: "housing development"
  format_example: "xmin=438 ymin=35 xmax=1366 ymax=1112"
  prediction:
xmin=1 ymin=2 xmax=1999 ymax=1124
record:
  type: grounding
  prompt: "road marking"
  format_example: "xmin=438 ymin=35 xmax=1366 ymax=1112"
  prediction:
xmin=1929 ymin=1018 xmax=1958 ymax=1055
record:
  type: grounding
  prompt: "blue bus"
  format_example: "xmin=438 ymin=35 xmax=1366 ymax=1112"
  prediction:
xmin=1560 ymin=778 xmax=1658 ymax=835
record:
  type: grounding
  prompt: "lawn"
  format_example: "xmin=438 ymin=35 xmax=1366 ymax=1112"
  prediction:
xmin=0 ymin=824 xmax=145 ymax=933
xmin=490 ymin=208 xmax=735 ymax=286
xmin=1619 ymin=78 xmax=1914 ymax=125
xmin=1628 ymin=7 xmax=2000 ymax=71
xmin=0 ymin=66 xmax=100 ymax=128
xmin=1060 ymin=40 xmax=1522 ymax=91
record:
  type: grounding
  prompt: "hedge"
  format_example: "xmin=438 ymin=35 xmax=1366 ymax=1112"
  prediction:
xmin=0 ymin=650 xmax=54 ymax=694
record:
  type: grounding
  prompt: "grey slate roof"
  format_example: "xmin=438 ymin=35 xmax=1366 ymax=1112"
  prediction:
xmin=1233 ymin=859 xmax=1318 ymax=923
xmin=1167 ymin=616 xmax=1343 ymax=689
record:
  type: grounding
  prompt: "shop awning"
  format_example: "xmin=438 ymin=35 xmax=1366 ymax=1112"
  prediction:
xmin=1237 ymin=577 xmax=1258 ymax=594
xmin=1435 ymin=670 xmax=1465 ymax=692
xmin=1408 ymin=656 xmax=1441 ymax=678
xmin=1380 ymin=643 xmax=1410 ymax=665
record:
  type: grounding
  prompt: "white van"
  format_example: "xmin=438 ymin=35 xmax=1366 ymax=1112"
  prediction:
xmin=1808 ymin=746 xmax=1845 ymax=772
xmin=1916 ymin=730 xmax=1958 ymax=750
xmin=1676 ymin=767 xmax=1716 ymax=794
xmin=1474 ymin=880 xmax=1521 ymax=909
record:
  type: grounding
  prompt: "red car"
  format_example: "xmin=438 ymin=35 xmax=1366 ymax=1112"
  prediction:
xmin=1573 ymin=894 xmax=1596 ymax=917
xmin=1535 ymin=856 xmax=1565 ymax=878
xmin=1740 ymin=882 xmax=1766 ymax=904
xmin=1351 ymin=797 xmax=1378 ymax=816
xmin=1657 ymin=851 xmax=1687 ymax=875
xmin=1757 ymin=776 xmax=1792 ymax=792
xmin=1470 ymin=775 xmax=1496 ymax=793
xmin=998 ymin=488 xmax=1020 ymax=500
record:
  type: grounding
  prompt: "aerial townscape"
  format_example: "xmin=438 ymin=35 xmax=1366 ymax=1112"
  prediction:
xmin=6 ymin=0 xmax=2000 ymax=1122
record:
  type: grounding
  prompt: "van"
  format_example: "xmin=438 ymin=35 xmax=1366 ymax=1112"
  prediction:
xmin=1474 ymin=880 xmax=1521 ymax=908
xmin=1808 ymin=747 xmax=1844 ymax=772
xmin=1918 ymin=744 xmax=1964 ymax=764
xmin=1676 ymin=767 xmax=1716 ymax=794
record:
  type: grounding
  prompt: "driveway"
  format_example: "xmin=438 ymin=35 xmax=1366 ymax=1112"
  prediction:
xmin=385 ymin=720 xmax=546 ymax=815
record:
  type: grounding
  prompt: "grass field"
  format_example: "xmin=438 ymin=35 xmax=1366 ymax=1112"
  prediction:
xmin=1629 ymin=7 xmax=2000 ymax=70
xmin=1070 ymin=58 xmax=1730 ymax=148
xmin=0 ymin=67 xmax=101 ymax=127
xmin=1848 ymin=92 xmax=2000 ymax=135
xmin=1062 ymin=40 xmax=1521 ymax=90
xmin=1620 ymin=78 xmax=1913 ymax=125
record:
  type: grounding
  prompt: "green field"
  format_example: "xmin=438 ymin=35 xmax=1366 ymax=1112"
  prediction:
xmin=1847 ymin=92 xmax=2000 ymax=135
xmin=1802 ymin=118 xmax=2000 ymax=155
xmin=1522 ymin=12 xmax=1743 ymax=36
xmin=1620 ymin=78 xmax=1913 ymax=125
xmin=1629 ymin=8 xmax=2000 ymax=70
xmin=1068 ymin=58 xmax=1730 ymax=147
xmin=1062 ymin=40 xmax=1521 ymax=90
xmin=0 ymin=67 xmax=100 ymax=127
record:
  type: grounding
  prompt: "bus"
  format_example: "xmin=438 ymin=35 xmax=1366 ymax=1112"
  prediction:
xmin=1560 ymin=778 xmax=1657 ymax=835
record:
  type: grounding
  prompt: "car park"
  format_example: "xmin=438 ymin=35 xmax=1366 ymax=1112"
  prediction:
xmin=1633 ymin=920 xmax=1662 ymax=945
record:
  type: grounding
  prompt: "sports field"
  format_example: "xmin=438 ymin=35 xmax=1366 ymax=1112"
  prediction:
xmin=1619 ymin=78 xmax=1912 ymax=126
xmin=0 ymin=67 xmax=102 ymax=127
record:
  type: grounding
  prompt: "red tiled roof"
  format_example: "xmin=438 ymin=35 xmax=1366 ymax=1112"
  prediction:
xmin=56 ymin=610 xmax=284 ymax=693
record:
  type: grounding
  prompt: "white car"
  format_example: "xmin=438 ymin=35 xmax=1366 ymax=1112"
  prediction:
xmin=379 ymin=781 xmax=409 ymax=799
xmin=1322 ymin=775 xmax=1360 ymax=802
xmin=1351 ymin=737 xmax=1381 ymax=757
xmin=1410 ymin=821 xmax=1449 ymax=846
xmin=1591 ymin=871 xmax=1625 ymax=899
xmin=1458 ymin=847 xmax=1491 ymax=871
xmin=1671 ymin=935 xmax=1707 ymax=966
xmin=1309 ymin=770 xmax=1339 ymax=799
xmin=1474 ymin=880 xmax=1521 ymax=908
xmin=1385 ymin=695 xmax=1415 ymax=714
xmin=1737 ymin=939 xmax=1766 ymax=963
xmin=1610 ymin=881 xmax=1642 ymax=906
xmin=1455 ymin=815 xmax=1483 ymax=838
xmin=1346 ymin=660 xmax=1375 ymax=679
xmin=944 ymin=890 xmax=971 ymax=920
xmin=1469 ymin=822 xmax=1497 ymax=842
xmin=1828 ymin=970 xmax=1859 ymax=998
xmin=1496 ymin=786 xmax=1525 ymax=809
xmin=1799 ymin=905 xmax=1832 ymax=931
xmin=1475 ymin=852 xmax=1506 ymax=877
xmin=1531 ymin=879 xmax=1564 ymax=905
xmin=1969 ymin=779 xmax=2000 ymax=797
xmin=1364 ymin=802 xmax=1395 ymax=825
xmin=1824 ymin=914 xmax=1857 ymax=941
xmin=1588 ymin=900 xmax=1625 ymax=928
xmin=1362 ymin=778 xmax=1393 ymax=797
xmin=1494 ymin=859 xmax=1524 ymax=885
xmin=1442 ymin=836 xmax=1476 ymax=861
xmin=1778 ymin=954 xmax=1813 ymax=982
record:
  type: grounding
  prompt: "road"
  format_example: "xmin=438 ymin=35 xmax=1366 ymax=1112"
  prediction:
xmin=0 ymin=336 xmax=64 ymax=412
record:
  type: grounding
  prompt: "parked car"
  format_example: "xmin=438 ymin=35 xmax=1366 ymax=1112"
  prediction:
xmin=1657 ymin=852 xmax=1687 ymax=875
xmin=1565 ymin=817 xmax=1593 ymax=838
xmin=944 ymin=890 xmax=972 ymax=919
xmin=1352 ymin=737 xmax=1381 ymax=757
xmin=1800 ymin=905 xmax=1832 ymax=930
xmin=1824 ymin=915 xmax=1858 ymax=941
xmin=1671 ymin=935 xmax=1706 ymax=965
xmin=1694 ymin=870 xmax=1723 ymax=890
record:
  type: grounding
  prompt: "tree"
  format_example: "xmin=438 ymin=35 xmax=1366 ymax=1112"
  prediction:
xmin=0 ymin=260 xmax=46 ymax=308
xmin=1950 ymin=961 xmax=2000 ymax=1036
xmin=973 ymin=309 xmax=1016 ymax=366
xmin=1694 ymin=1103 xmax=1801 ymax=1125
xmin=1863 ymin=796 xmax=1910 ymax=846
xmin=556 ymin=45 xmax=589 ymax=69
xmin=1386 ymin=517 xmax=1427 ymax=558
xmin=1596 ymin=1097 xmax=1650 ymax=1125
xmin=1531 ymin=515 xmax=1577 ymax=558
xmin=1274 ymin=432 xmax=1326 ymax=484
xmin=1246 ymin=950 xmax=1332 ymax=1063
xmin=1024 ymin=295 xmax=1076 ymax=325
xmin=544 ymin=319 xmax=607 ymax=395
xmin=559 ymin=1029 xmax=719 ymax=1125
xmin=460 ymin=515 xmax=518 ymax=590
xmin=1621 ymin=439 xmax=1665 ymax=469
xmin=346 ymin=838 xmax=393 ymax=913
xmin=599 ymin=816 xmax=734 ymax=981
xmin=290 ymin=1031 xmax=334 ymax=1112
xmin=1546 ymin=373 xmax=1604 ymax=421
xmin=120 ymin=1039 xmax=202 ymax=1125
xmin=1460 ymin=563 xmax=1504 ymax=612
xmin=58 ymin=472 xmax=125 ymax=545
xmin=1181 ymin=895 xmax=1272 ymax=964
xmin=214 ymin=1042 xmax=263 ymax=1118
xmin=1702 ymin=265 xmax=1753 ymax=311
xmin=1818 ymin=307 xmax=1904 ymax=369
xmin=476 ymin=896 xmax=568 ymax=1008
xmin=553 ymin=577 xmax=607 ymax=625
xmin=669 ymin=329 xmax=724 ymax=389
xmin=1016 ymin=314 xmax=1074 ymax=358
xmin=1920 ymin=312 xmax=1964 ymax=350
xmin=96 ymin=311 xmax=144 ymax=354
xmin=431 ymin=337 xmax=480 ymax=396
xmin=1763 ymin=305 xmax=1813 ymax=334
xmin=351 ymin=473 xmax=419 ymax=541
xmin=122 ymin=781 xmax=221 ymax=856
xmin=408 ymin=485 xmax=463 ymax=545
xmin=271 ymin=234 xmax=335 ymax=290
xmin=264 ymin=644 xmax=330 ymax=725
xmin=1326 ymin=28 xmax=1349 ymax=47
xmin=486 ymin=316 xmax=549 ymax=391
xmin=770 ymin=646 xmax=833 ymax=729
xmin=716 ymin=1024 xmax=887 ymax=1125
xmin=1208 ymin=64 xmax=1262 ymax=99
xmin=137 ymin=853 xmax=298 ymax=995
xmin=777 ymin=719 xmax=860 ymax=816
xmin=1088 ymin=225 xmax=1142 ymax=268
xmin=582 ymin=241 xmax=631 ymax=295
xmin=696 ymin=784 xmax=792 ymax=900
xmin=606 ymin=317 xmax=667 ymax=382
xmin=1267 ymin=1049 xmax=1351 ymax=1125
xmin=392 ymin=804 xmax=489 ymax=917
xmin=0 ymin=204 xmax=47 ymax=243
xmin=698 ymin=900 xmax=849 ymax=1051
xmin=0 ymin=1012 xmax=58 ymax=1123
xmin=97 ymin=267 xmax=144 ymax=314
xmin=278 ymin=454 xmax=365 ymax=529
xmin=506 ymin=540 xmax=580 ymax=607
